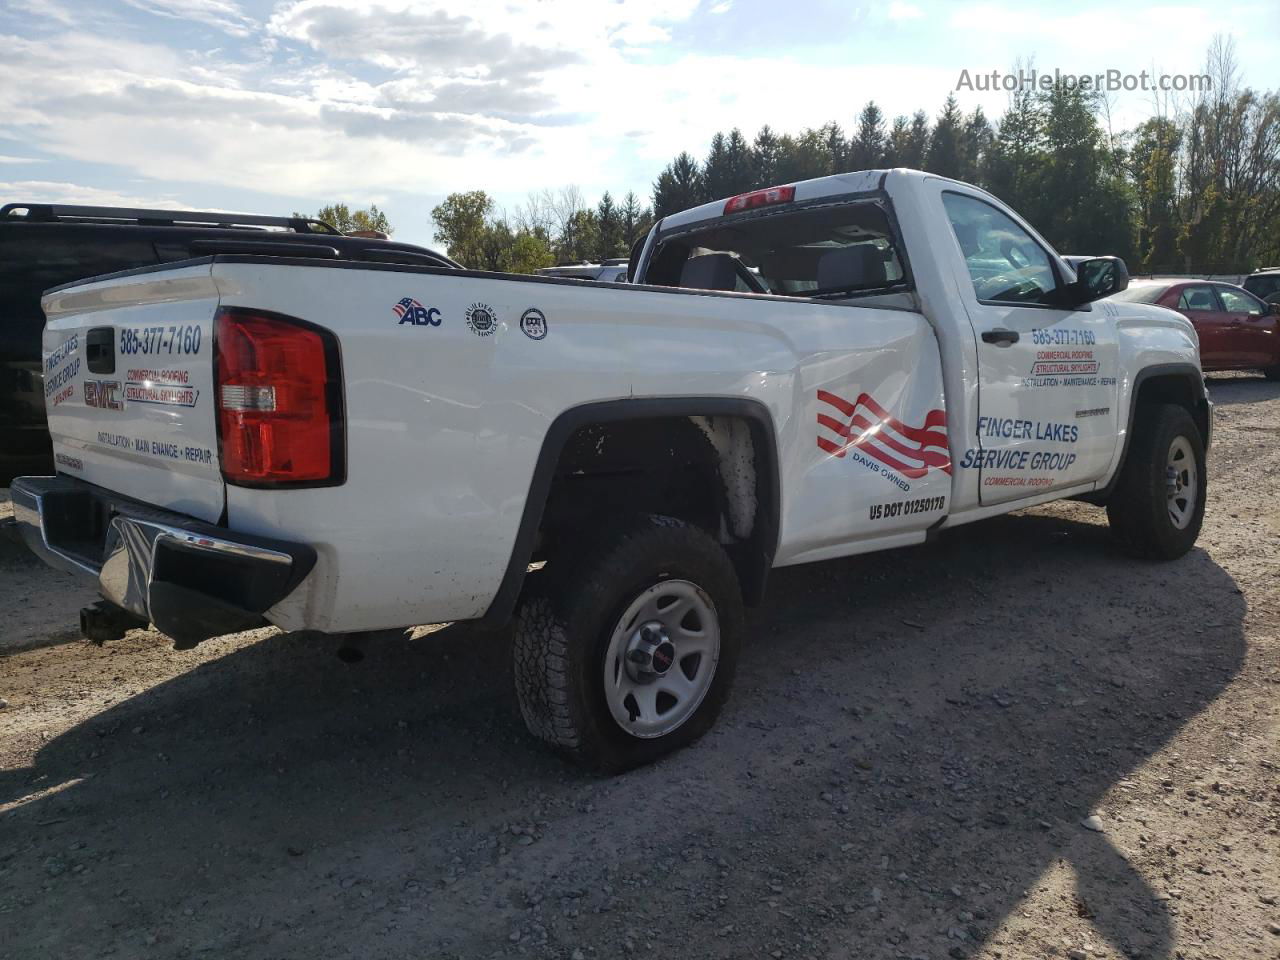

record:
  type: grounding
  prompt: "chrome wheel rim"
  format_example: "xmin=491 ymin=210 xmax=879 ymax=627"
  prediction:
xmin=1165 ymin=436 xmax=1197 ymax=530
xmin=602 ymin=579 xmax=720 ymax=739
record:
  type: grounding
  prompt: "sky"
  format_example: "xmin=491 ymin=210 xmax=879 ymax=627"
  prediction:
xmin=1 ymin=0 xmax=1278 ymax=249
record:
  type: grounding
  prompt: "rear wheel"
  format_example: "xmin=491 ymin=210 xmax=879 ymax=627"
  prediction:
xmin=1106 ymin=404 xmax=1206 ymax=560
xmin=512 ymin=515 xmax=743 ymax=773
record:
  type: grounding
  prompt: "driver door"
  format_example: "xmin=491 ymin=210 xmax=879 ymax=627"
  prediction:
xmin=940 ymin=191 xmax=1120 ymax=506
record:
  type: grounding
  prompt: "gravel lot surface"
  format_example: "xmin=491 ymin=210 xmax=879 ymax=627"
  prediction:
xmin=1 ymin=373 xmax=1277 ymax=960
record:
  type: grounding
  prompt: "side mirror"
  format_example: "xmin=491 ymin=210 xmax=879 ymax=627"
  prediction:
xmin=1271 ymin=301 xmax=1280 ymax=316
xmin=1068 ymin=256 xmax=1129 ymax=304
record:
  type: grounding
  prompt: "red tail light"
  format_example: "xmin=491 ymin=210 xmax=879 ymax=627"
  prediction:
xmin=723 ymin=185 xmax=796 ymax=214
xmin=214 ymin=307 xmax=344 ymax=487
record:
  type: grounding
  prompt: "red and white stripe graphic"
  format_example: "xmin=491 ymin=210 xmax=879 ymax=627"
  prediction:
xmin=816 ymin=389 xmax=951 ymax=479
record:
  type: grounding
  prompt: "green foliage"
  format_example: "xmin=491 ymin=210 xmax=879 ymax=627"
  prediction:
xmin=301 ymin=202 xmax=392 ymax=235
xmin=653 ymin=152 xmax=704 ymax=218
xmin=925 ymin=95 xmax=965 ymax=180
xmin=596 ymin=192 xmax=626 ymax=261
xmin=430 ymin=191 xmax=492 ymax=267
xmin=430 ymin=190 xmax=555 ymax=273
xmin=421 ymin=41 xmax=1278 ymax=279
xmin=849 ymin=103 xmax=885 ymax=170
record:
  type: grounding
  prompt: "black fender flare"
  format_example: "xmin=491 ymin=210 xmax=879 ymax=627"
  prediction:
xmin=478 ymin=397 xmax=781 ymax=627
xmin=1084 ymin=362 xmax=1208 ymax=504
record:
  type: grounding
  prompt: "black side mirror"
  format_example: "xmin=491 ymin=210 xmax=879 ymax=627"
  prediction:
xmin=1068 ymin=256 xmax=1129 ymax=304
xmin=1270 ymin=301 xmax=1280 ymax=317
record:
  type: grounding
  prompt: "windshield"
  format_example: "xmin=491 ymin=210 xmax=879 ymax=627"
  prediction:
xmin=645 ymin=201 xmax=906 ymax=298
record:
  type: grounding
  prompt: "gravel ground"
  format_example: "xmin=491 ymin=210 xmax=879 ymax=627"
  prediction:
xmin=1 ymin=373 xmax=1277 ymax=960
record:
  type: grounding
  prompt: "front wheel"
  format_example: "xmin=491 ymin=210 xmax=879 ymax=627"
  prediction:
xmin=512 ymin=515 xmax=743 ymax=773
xmin=1106 ymin=404 xmax=1206 ymax=560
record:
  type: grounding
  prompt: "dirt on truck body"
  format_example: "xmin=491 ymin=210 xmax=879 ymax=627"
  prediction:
xmin=1 ymin=372 xmax=1278 ymax=960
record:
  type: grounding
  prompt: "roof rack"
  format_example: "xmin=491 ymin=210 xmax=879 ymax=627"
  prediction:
xmin=0 ymin=202 xmax=340 ymax=235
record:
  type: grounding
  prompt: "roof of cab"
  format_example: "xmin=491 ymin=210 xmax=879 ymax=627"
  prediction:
xmin=659 ymin=169 xmax=892 ymax=233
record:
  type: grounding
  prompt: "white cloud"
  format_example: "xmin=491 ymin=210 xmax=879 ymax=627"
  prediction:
xmin=121 ymin=0 xmax=256 ymax=37
xmin=1 ymin=0 xmax=1275 ymax=239
xmin=887 ymin=1 xmax=923 ymax=20
xmin=0 ymin=155 xmax=45 ymax=164
xmin=5 ymin=0 xmax=78 ymax=25
xmin=0 ymin=179 xmax=197 ymax=208
xmin=709 ymin=0 xmax=733 ymax=12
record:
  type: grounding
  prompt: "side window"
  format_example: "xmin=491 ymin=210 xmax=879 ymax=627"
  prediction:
xmin=942 ymin=192 xmax=1058 ymax=305
xmin=1245 ymin=275 xmax=1279 ymax=299
xmin=1217 ymin=287 xmax=1264 ymax=316
xmin=1177 ymin=286 xmax=1219 ymax=311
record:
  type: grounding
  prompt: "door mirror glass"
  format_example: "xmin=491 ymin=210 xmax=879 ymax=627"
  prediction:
xmin=1071 ymin=257 xmax=1129 ymax=303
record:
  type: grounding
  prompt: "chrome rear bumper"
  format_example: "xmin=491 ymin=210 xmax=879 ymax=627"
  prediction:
xmin=8 ymin=475 xmax=315 ymax=644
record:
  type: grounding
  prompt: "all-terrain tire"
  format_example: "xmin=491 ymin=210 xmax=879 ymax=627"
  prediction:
xmin=1106 ymin=403 xmax=1206 ymax=560
xmin=512 ymin=514 xmax=743 ymax=774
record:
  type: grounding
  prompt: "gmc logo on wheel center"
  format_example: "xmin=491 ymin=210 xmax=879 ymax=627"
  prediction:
xmin=84 ymin=379 xmax=124 ymax=410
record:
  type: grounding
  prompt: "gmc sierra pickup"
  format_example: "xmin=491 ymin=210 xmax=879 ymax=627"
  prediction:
xmin=7 ymin=169 xmax=1211 ymax=771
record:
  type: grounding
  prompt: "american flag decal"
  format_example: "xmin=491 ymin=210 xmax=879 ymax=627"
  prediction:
xmin=816 ymin=389 xmax=951 ymax=479
xmin=394 ymin=297 xmax=422 ymax=319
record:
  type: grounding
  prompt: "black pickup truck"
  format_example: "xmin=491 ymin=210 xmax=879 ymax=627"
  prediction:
xmin=0 ymin=203 xmax=457 ymax=483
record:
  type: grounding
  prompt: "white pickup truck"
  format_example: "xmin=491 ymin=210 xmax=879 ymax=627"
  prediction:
xmin=8 ymin=169 xmax=1210 ymax=771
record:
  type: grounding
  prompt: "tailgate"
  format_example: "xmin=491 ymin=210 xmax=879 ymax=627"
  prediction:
xmin=40 ymin=263 xmax=225 ymax=523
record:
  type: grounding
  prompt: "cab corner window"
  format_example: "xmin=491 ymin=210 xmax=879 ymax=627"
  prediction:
xmin=942 ymin=192 xmax=1058 ymax=306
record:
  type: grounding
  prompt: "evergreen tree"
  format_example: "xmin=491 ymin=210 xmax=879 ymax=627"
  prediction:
xmin=848 ymin=102 xmax=886 ymax=170
xmin=959 ymin=107 xmax=993 ymax=184
xmin=596 ymin=191 xmax=625 ymax=260
xmin=904 ymin=110 xmax=930 ymax=168
xmin=723 ymin=128 xmax=755 ymax=195
xmin=752 ymin=125 xmax=782 ymax=187
xmin=616 ymin=190 xmax=640 ymax=248
xmin=884 ymin=115 xmax=911 ymax=168
xmin=652 ymin=152 xmax=704 ymax=217
xmin=702 ymin=132 xmax=735 ymax=201
xmin=925 ymin=95 xmax=965 ymax=179
xmin=984 ymin=86 xmax=1043 ymax=213
xmin=821 ymin=122 xmax=847 ymax=171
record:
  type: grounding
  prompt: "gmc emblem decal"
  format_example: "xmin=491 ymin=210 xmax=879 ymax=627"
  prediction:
xmin=84 ymin=379 xmax=124 ymax=410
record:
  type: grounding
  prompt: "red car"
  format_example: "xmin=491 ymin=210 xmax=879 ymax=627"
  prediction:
xmin=1113 ymin=279 xmax=1280 ymax=378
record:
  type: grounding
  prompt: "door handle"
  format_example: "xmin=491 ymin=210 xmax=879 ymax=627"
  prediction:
xmin=982 ymin=328 xmax=1020 ymax=346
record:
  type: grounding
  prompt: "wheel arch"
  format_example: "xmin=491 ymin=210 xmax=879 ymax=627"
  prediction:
xmin=478 ymin=397 xmax=781 ymax=627
xmin=1086 ymin=362 xmax=1209 ymax=504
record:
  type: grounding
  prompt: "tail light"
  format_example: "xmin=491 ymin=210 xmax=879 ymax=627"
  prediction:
xmin=723 ymin=185 xmax=795 ymax=214
xmin=214 ymin=307 xmax=344 ymax=487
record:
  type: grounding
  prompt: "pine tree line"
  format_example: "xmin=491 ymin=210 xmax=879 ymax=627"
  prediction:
xmin=651 ymin=41 xmax=1280 ymax=275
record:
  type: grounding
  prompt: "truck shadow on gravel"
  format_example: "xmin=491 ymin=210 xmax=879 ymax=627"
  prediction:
xmin=0 ymin=508 xmax=1245 ymax=960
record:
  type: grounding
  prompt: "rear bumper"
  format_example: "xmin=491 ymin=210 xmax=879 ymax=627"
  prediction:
xmin=8 ymin=475 xmax=316 ymax=643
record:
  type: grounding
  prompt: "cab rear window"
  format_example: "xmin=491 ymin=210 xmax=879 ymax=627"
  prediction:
xmin=646 ymin=201 xmax=906 ymax=299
